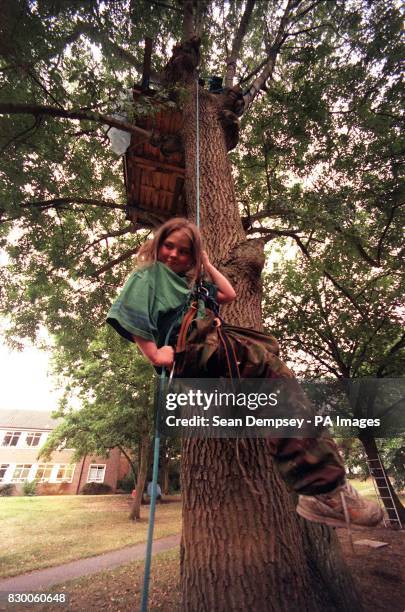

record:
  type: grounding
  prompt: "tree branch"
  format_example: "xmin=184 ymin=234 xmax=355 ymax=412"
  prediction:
xmin=312 ymin=291 xmax=349 ymax=375
xmin=285 ymin=23 xmax=328 ymax=38
xmin=92 ymin=248 xmax=140 ymax=277
xmin=150 ymin=0 xmax=182 ymax=11
xmin=376 ymin=333 xmax=405 ymax=377
xmin=332 ymin=223 xmax=379 ymax=267
xmin=182 ymin=0 xmax=195 ymax=40
xmin=293 ymin=340 xmax=343 ymax=378
xmin=351 ymin=317 xmax=389 ymax=377
xmin=242 ymin=0 xmax=325 ymax=110
xmin=0 ymin=103 xmax=152 ymax=139
xmin=242 ymin=208 xmax=292 ymax=227
xmin=242 ymin=0 xmax=296 ymax=110
xmin=289 ymin=0 xmax=323 ymax=24
xmin=256 ymin=227 xmax=371 ymax=322
xmin=239 ymin=57 xmax=268 ymax=85
xmin=376 ymin=204 xmax=399 ymax=265
xmin=24 ymin=198 xmax=125 ymax=211
xmin=225 ymin=0 xmax=256 ymax=88
xmin=75 ymin=226 xmax=134 ymax=259
xmin=0 ymin=116 xmax=42 ymax=154
xmin=66 ymin=21 xmax=155 ymax=75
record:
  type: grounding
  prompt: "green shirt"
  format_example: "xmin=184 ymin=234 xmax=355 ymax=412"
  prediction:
xmin=106 ymin=262 xmax=215 ymax=347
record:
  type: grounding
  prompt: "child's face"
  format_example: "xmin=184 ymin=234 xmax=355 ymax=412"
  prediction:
xmin=158 ymin=229 xmax=194 ymax=274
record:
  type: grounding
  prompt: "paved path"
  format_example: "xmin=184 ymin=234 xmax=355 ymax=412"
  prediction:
xmin=0 ymin=535 xmax=180 ymax=592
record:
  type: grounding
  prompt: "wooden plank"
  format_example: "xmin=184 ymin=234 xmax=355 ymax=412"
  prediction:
xmin=131 ymin=155 xmax=185 ymax=175
xmin=134 ymin=165 xmax=142 ymax=203
xmin=354 ymin=539 xmax=388 ymax=548
xmin=140 ymin=186 xmax=175 ymax=199
xmin=172 ymin=176 xmax=185 ymax=214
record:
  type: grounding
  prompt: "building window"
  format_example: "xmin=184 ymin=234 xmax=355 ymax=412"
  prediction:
xmin=34 ymin=464 xmax=54 ymax=481
xmin=54 ymin=464 xmax=75 ymax=482
xmin=2 ymin=431 xmax=22 ymax=447
xmin=25 ymin=432 xmax=42 ymax=447
xmin=12 ymin=464 xmax=33 ymax=482
xmin=0 ymin=464 xmax=10 ymax=482
xmin=87 ymin=464 xmax=106 ymax=483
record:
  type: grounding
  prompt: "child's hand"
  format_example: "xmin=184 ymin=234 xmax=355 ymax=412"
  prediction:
xmin=154 ymin=345 xmax=175 ymax=368
xmin=202 ymin=250 xmax=211 ymax=270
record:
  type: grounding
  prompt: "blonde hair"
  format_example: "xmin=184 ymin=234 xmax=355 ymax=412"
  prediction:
xmin=137 ymin=218 xmax=203 ymax=284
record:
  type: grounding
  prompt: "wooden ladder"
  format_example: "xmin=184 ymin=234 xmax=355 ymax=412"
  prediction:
xmin=366 ymin=455 xmax=403 ymax=529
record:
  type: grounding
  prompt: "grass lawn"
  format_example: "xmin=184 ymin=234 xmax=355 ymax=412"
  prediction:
xmin=350 ymin=477 xmax=405 ymax=504
xmin=49 ymin=548 xmax=182 ymax=612
xmin=42 ymin=548 xmax=182 ymax=612
xmin=31 ymin=523 xmax=405 ymax=612
xmin=1 ymin=480 xmax=403 ymax=581
xmin=0 ymin=494 xmax=182 ymax=579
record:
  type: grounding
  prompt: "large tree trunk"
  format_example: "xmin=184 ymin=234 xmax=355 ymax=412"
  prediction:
xmin=129 ymin=434 xmax=149 ymax=520
xmin=179 ymin=86 xmax=363 ymax=611
xmin=359 ymin=432 xmax=405 ymax=526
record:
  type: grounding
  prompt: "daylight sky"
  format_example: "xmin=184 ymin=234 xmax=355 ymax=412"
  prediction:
xmin=0 ymin=340 xmax=63 ymax=412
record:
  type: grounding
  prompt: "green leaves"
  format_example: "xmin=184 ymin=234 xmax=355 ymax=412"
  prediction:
xmin=1 ymin=0 xmax=403 ymax=385
xmin=40 ymin=326 xmax=155 ymax=463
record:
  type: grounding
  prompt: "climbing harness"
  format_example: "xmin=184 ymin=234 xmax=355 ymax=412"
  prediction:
xmin=140 ymin=76 xmax=202 ymax=612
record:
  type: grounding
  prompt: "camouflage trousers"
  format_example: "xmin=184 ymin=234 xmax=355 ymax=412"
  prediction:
xmin=175 ymin=313 xmax=346 ymax=496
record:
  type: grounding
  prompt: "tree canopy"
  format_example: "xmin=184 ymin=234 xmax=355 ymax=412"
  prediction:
xmin=1 ymin=0 xmax=402 ymax=360
xmin=39 ymin=327 xmax=154 ymax=467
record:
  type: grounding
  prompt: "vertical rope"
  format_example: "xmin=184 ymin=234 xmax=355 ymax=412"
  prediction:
xmin=140 ymin=377 xmax=164 ymax=612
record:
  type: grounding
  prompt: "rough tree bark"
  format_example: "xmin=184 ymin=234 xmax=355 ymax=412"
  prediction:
xmin=129 ymin=434 xmax=149 ymax=520
xmin=177 ymin=82 xmax=364 ymax=610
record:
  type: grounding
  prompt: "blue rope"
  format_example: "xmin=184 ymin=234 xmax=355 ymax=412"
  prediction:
xmin=140 ymin=76 xmax=201 ymax=612
xmin=140 ymin=371 xmax=165 ymax=612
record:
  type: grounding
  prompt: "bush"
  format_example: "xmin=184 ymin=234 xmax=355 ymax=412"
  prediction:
xmin=22 ymin=480 xmax=37 ymax=496
xmin=117 ymin=473 xmax=135 ymax=492
xmin=0 ymin=483 xmax=15 ymax=496
xmin=80 ymin=482 xmax=112 ymax=495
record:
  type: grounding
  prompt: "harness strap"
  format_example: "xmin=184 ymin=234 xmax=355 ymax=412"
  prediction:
xmin=218 ymin=327 xmax=241 ymax=380
xmin=174 ymin=304 xmax=241 ymax=380
xmin=175 ymin=302 xmax=199 ymax=353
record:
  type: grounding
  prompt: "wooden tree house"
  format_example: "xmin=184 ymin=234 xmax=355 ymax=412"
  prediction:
xmin=124 ymin=86 xmax=186 ymax=229
xmin=123 ymin=38 xmax=241 ymax=230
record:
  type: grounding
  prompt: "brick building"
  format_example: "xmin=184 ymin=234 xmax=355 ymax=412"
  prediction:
xmin=0 ymin=409 xmax=131 ymax=495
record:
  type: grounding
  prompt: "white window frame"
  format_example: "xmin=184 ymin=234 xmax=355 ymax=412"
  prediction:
xmin=87 ymin=464 xmax=106 ymax=483
xmin=1 ymin=431 xmax=22 ymax=447
xmin=0 ymin=464 xmax=10 ymax=482
xmin=34 ymin=463 xmax=54 ymax=482
xmin=11 ymin=464 xmax=34 ymax=482
xmin=24 ymin=432 xmax=43 ymax=448
xmin=52 ymin=464 xmax=75 ymax=483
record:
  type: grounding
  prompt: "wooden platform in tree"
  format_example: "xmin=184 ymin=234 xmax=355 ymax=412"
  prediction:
xmin=124 ymin=87 xmax=186 ymax=229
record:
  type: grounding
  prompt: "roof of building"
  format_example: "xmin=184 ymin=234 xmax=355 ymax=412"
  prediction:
xmin=0 ymin=409 xmax=61 ymax=430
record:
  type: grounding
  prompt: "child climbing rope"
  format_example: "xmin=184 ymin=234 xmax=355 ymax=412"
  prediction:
xmin=107 ymin=217 xmax=383 ymax=530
